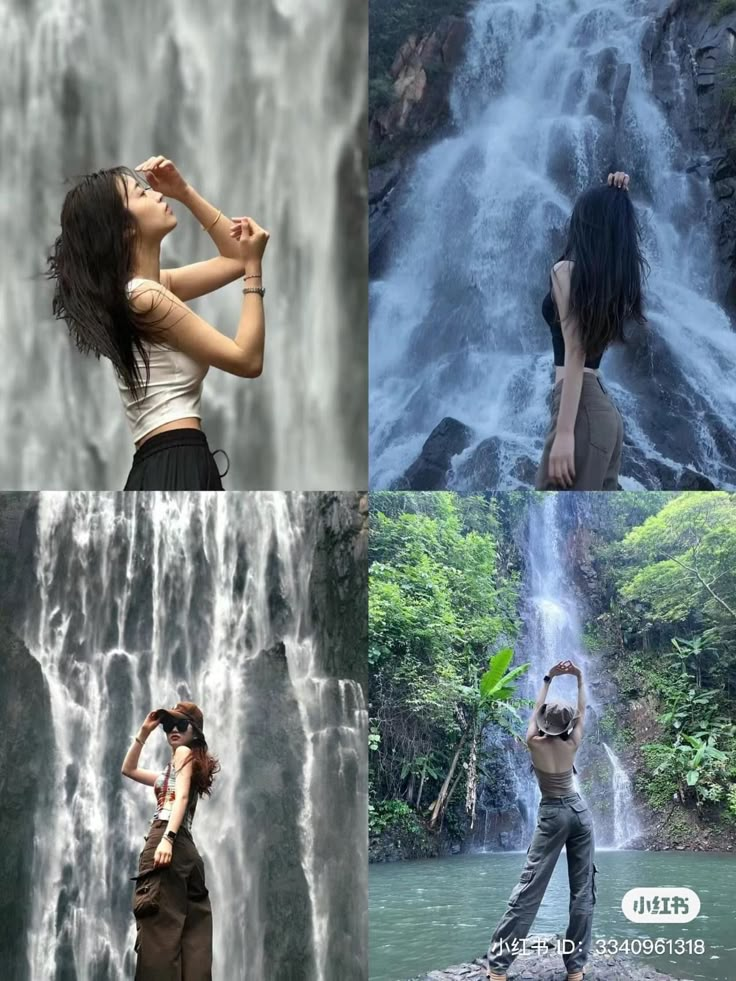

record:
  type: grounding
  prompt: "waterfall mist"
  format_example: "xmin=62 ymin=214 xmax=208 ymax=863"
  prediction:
xmin=0 ymin=0 xmax=367 ymax=490
xmin=9 ymin=491 xmax=367 ymax=981
xmin=473 ymin=493 xmax=640 ymax=851
xmin=370 ymin=0 xmax=736 ymax=490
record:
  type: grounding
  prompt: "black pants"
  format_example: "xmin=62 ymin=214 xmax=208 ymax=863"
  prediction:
xmin=124 ymin=430 xmax=227 ymax=491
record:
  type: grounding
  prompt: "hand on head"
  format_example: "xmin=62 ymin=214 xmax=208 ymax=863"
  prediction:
xmin=134 ymin=155 xmax=189 ymax=200
xmin=607 ymin=170 xmax=630 ymax=191
xmin=141 ymin=710 xmax=161 ymax=734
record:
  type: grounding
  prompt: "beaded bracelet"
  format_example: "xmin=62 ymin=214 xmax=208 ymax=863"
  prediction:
xmin=201 ymin=209 xmax=222 ymax=233
xmin=243 ymin=286 xmax=266 ymax=297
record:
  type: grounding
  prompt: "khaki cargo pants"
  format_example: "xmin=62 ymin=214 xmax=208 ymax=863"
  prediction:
xmin=536 ymin=374 xmax=624 ymax=490
xmin=487 ymin=793 xmax=598 ymax=976
xmin=132 ymin=820 xmax=213 ymax=981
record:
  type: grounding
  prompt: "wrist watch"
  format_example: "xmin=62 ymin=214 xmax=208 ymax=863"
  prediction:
xmin=543 ymin=674 xmax=552 ymax=683
xmin=165 ymin=830 xmax=177 ymax=844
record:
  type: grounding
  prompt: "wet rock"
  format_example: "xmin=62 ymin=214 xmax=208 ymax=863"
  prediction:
xmin=675 ymin=468 xmax=717 ymax=490
xmin=455 ymin=437 xmax=502 ymax=489
xmin=370 ymin=16 xmax=471 ymax=153
xmin=369 ymin=158 xmax=402 ymax=206
xmin=305 ymin=492 xmax=367 ymax=688
xmin=647 ymin=1 xmax=736 ymax=311
xmin=0 ymin=624 xmax=53 ymax=979
xmin=399 ymin=417 xmax=474 ymax=489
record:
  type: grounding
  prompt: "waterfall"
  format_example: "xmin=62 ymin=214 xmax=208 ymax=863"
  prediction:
xmin=369 ymin=0 xmax=736 ymax=490
xmin=604 ymin=740 xmax=640 ymax=848
xmin=0 ymin=0 xmax=367 ymax=490
xmin=479 ymin=492 xmax=637 ymax=849
xmin=20 ymin=492 xmax=367 ymax=981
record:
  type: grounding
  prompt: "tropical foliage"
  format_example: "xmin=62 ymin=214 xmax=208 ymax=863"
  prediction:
xmin=369 ymin=491 xmax=736 ymax=852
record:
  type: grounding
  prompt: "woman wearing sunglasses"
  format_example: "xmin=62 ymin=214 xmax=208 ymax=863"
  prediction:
xmin=122 ymin=701 xmax=220 ymax=980
xmin=47 ymin=155 xmax=270 ymax=490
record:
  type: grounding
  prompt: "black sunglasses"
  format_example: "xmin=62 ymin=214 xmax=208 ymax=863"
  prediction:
xmin=161 ymin=718 xmax=191 ymax=734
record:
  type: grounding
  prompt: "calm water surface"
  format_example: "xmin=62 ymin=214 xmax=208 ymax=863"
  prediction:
xmin=369 ymin=850 xmax=736 ymax=981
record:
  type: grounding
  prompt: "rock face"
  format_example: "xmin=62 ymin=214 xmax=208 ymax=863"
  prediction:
xmin=411 ymin=945 xmax=679 ymax=980
xmin=0 ymin=622 xmax=53 ymax=981
xmin=398 ymin=414 xmax=720 ymax=490
xmin=238 ymin=641 xmax=316 ymax=979
xmin=305 ymin=491 xmax=368 ymax=688
xmin=369 ymin=16 xmax=470 ymax=157
xmin=400 ymin=417 xmax=474 ymax=489
xmin=644 ymin=0 xmax=736 ymax=310
xmin=369 ymin=13 xmax=471 ymax=271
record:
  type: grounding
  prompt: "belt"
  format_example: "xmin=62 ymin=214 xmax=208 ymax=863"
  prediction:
xmin=540 ymin=793 xmax=581 ymax=804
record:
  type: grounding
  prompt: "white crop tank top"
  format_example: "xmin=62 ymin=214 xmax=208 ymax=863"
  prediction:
xmin=118 ymin=278 xmax=209 ymax=444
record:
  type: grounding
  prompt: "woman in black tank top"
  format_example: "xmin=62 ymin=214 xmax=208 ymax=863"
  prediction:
xmin=486 ymin=661 xmax=597 ymax=981
xmin=536 ymin=171 xmax=649 ymax=491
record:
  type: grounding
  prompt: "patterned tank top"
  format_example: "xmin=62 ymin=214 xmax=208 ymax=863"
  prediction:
xmin=153 ymin=759 xmax=197 ymax=832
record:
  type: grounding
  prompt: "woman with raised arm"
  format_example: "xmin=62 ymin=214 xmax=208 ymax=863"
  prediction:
xmin=121 ymin=702 xmax=220 ymax=980
xmin=536 ymin=171 xmax=649 ymax=490
xmin=47 ymin=155 xmax=270 ymax=490
xmin=486 ymin=660 xmax=597 ymax=981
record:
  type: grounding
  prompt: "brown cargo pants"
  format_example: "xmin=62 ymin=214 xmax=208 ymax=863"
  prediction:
xmin=535 ymin=374 xmax=624 ymax=490
xmin=132 ymin=819 xmax=213 ymax=981
xmin=487 ymin=793 xmax=598 ymax=976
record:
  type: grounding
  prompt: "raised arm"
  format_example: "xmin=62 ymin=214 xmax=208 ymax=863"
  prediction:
xmin=135 ymin=155 xmax=255 ymax=301
xmin=549 ymin=260 xmax=586 ymax=488
xmin=161 ymin=181 xmax=246 ymax=301
xmin=525 ymin=661 xmax=566 ymax=743
xmin=569 ymin=662 xmax=586 ymax=746
xmin=121 ymin=712 xmax=161 ymax=786
xmin=131 ymin=263 xmax=265 ymax=379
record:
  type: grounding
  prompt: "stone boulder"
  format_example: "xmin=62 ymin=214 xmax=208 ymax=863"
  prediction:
xmin=399 ymin=417 xmax=473 ymax=489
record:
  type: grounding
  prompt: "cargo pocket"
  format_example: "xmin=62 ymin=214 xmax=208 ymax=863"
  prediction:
xmin=570 ymin=800 xmax=592 ymax=828
xmin=131 ymin=867 xmax=162 ymax=919
xmin=509 ymin=867 xmax=536 ymax=907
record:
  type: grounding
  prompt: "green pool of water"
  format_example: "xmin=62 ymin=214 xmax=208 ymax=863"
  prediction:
xmin=369 ymin=850 xmax=736 ymax=981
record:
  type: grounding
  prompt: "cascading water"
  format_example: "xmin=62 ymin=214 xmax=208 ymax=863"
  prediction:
xmin=370 ymin=0 xmax=736 ymax=490
xmin=604 ymin=740 xmax=641 ymax=848
xmin=476 ymin=493 xmax=639 ymax=850
xmin=0 ymin=0 xmax=367 ymax=490
xmin=19 ymin=492 xmax=367 ymax=981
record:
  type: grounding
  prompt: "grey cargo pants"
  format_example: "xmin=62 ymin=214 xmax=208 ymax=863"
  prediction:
xmin=487 ymin=793 xmax=598 ymax=976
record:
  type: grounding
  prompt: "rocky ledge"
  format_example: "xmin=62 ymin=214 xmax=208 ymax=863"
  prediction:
xmin=408 ymin=943 xmax=681 ymax=980
xmin=395 ymin=416 xmax=720 ymax=492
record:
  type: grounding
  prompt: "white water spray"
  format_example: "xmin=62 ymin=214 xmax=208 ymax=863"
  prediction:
xmin=370 ymin=0 xmax=736 ymax=489
xmin=0 ymin=0 xmax=367 ymax=489
xmin=23 ymin=492 xmax=367 ymax=981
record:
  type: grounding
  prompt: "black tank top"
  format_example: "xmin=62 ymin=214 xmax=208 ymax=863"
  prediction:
xmin=541 ymin=256 xmax=603 ymax=370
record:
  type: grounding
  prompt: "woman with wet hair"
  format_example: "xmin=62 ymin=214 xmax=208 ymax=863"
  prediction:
xmin=47 ymin=156 xmax=270 ymax=489
xmin=486 ymin=660 xmax=597 ymax=981
xmin=536 ymin=171 xmax=649 ymax=490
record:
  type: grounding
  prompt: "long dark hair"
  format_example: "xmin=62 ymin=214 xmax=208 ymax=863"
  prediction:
xmin=553 ymin=184 xmax=649 ymax=358
xmin=46 ymin=166 xmax=167 ymax=396
xmin=182 ymin=736 xmax=221 ymax=800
